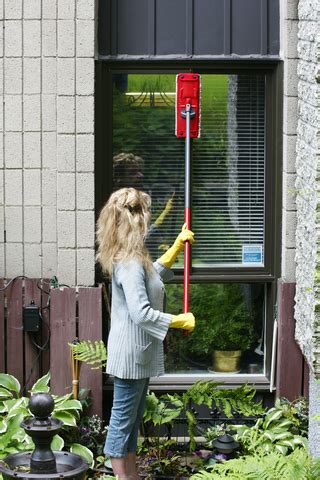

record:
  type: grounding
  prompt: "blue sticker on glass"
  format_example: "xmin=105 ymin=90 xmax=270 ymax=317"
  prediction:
xmin=242 ymin=245 xmax=263 ymax=264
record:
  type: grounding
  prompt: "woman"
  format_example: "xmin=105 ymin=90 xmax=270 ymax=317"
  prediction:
xmin=96 ymin=187 xmax=195 ymax=480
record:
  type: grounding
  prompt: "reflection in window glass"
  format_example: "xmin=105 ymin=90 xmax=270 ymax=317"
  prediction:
xmin=165 ymin=283 xmax=265 ymax=375
xmin=112 ymin=73 xmax=265 ymax=267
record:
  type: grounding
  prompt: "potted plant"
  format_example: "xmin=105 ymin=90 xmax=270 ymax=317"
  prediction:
xmin=186 ymin=284 xmax=257 ymax=373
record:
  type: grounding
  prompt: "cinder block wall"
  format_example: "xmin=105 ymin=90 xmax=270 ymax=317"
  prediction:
xmin=0 ymin=0 xmax=95 ymax=286
xmin=281 ymin=0 xmax=299 ymax=282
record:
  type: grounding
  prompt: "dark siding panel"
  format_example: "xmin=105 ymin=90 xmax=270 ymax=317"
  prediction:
xmin=155 ymin=0 xmax=186 ymax=54
xmin=193 ymin=0 xmax=224 ymax=55
xmin=231 ymin=0 xmax=261 ymax=55
xmin=117 ymin=0 xmax=149 ymax=54
xmin=269 ymin=0 xmax=280 ymax=54
xmin=98 ymin=0 xmax=111 ymax=55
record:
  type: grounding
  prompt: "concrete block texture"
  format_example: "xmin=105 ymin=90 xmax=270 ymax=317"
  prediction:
xmin=0 ymin=244 xmax=4 ymax=276
xmin=284 ymin=0 xmax=298 ymax=19
xmin=309 ymin=375 xmax=320 ymax=456
xmin=281 ymin=247 xmax=296 ymax=282
xmin=282 ymin=209 xmax=297 ymax=249
xmin=23 ymin=20 xmax=41 ymax=56
xmin=24 ymin=169 xmax=41 ymax=206
xmin=42 ymin=20 xmax=57 ymax=56
xmin=283 ymin=20 xmax=298 ymax=59
xmin=77 ymin=248 xmax=95 ymax=286
xmin=76 ymin=173 xmax=94 ymax=210
xmin=4 ymin=58 xmax=22 ymax=94
xmin=58 ymin=0 xmax=75 ymax=19
xmin=298 ymin=80 xmax=318 ymax=107
xmin=42 ymin=95 xmax=57 ymax=132
xmin=76 ymin=58 xmax=94 ymax=95
xmin=24 ymin=95 xmax=41 ymax=132
xmin=5 ymin=132 xmax=22 ymax=168
xmin=284 ymin=59 xmax=298 ymax=97
xmin=42 ymin=58 xmax=57 ymax=95
xmin=42 ymin=169 xmax=57 ymax=206
xmin=0 ymin=134 xmax=3 ymax=168
xmin=42 ymin=206 xmax=57 ymax=242
xmin=57 ymin=172 xmax=75 ymax=210
xmin=76 ymin=0 xmax=94 ymax=19
xmin=57 ymin=210 xmax=75 ymax=247
xmin=76 ymin=20 xmax=94 ymax=57
xmin=5 ymin=243 xmax=23 ymax=276
xmin=76 ymin=210 xmax=94 ymax=247
xmin=24 ymin=206 xmax=41 ymax=242
xmin=24 ymin=243 xmax=42 ymax=277
xmin=42 ymin=0 xmax=57 ymax=19
xmin=5 ymin=169 xmax=22 ymax=205
xmin=5 ymin=0 xmax=22 ymax=19
xmin=24 ymin=132 xmax=41 ymax=168
xmin=58 ymin=248 xmax=76 ymax=286
xmin=76 ymin=96 xmax=94 ymax=133
xmin=0 ymin=59 xmax=3 ymax=94
xmin=4 ymin=21 xmax=22 ymax=57
xmin=0 ymin=21 xmax=3 ymax=57
xmin=57 ymin=96 xmax=75 ymax=133
xmin=57 ymin=134 xmax=75 ymax=171
xmin=42 ymin=243 xmax=57 ymax=278
xmin=5 ymin=206 xmax=23 ymax=241
xmin=5 ymin=95 xmax=22 ymax=131
xmin=283 ymin=172 xmax=297 ymax=211
xmin=298 ymin=20 xmax=318 ymax=42
xmin=298 ymin=100 xmax=319 ymax=129
xmin=23 ymin=0 xmax=41 ymax=20
xmin=0 ymin=171 xmax=3 ymax=204
xmin=58 ymin=20 xmax=75 ymax=57
xmin=297 ymin=39 xmax=318 ymax=63
xmin=283 ymin=96 xmax=298 ymax=135
xmin=76 ymin=134 xmax=94 ymax=172
xmin=42 ymin=132 xmax=57 ymax=169
xmin=57 ymin=58 xmax=75 ymax=95
xmin=283 ymin=134 xmax=297 ymax=173
xmin=24 ymin=58 xmax=41 ymax=94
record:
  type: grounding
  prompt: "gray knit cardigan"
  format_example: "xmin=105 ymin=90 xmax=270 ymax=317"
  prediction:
xmin=105 ymin=259 xmax=174 ymax=379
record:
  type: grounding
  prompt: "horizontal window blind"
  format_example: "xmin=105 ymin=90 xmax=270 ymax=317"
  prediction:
xmin=112 ymin=73 xmax=265 ymax=267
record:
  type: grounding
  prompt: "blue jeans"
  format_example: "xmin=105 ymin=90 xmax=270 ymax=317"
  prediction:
xmin=104 ymin=377 xmax=149 ymax=458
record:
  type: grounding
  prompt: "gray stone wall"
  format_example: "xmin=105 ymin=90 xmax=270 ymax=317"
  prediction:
xmin=0 ymin=0 xmax=96 ymax=286
xmin=294 ymin=0 xmax=319 ymax=375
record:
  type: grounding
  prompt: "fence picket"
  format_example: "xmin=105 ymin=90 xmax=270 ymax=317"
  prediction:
xmin=50 ymin=288 xmax=77 ymax=396
xmin=24 ymin=279 xmax=41 ymax=392
xmin=6 ymin=279 xmax=23 ymax=383
xmin=78 ymin=286 xmax=103 ymax=418
xmin=0 ymin=279 xmax=5 ymax=372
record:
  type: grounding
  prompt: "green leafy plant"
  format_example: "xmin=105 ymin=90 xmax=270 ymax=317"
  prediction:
xmin=69 ymin=340 xmax=107 ymax=369
xmin=234 ymin=398 xmax=308 ymax=456
xmin=0 ymin=372 xmax=92 ymax=466
xmin=143 ymin=381 xmax=265 ymax=453
xmin=185 ymin=284 xmax=258 ymax=354
xmin=190 ymin=448 xmax=317 ymax=480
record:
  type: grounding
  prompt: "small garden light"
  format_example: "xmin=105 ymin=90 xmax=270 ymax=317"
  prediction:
xmin=212 ymin=433 xmax=239 ymax=455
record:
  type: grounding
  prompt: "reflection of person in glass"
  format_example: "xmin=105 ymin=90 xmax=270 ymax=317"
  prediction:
xmin=113 ymin=152 xmax=174 ymax=232
xmin=96 ymin=188 xmax=195 ymax=480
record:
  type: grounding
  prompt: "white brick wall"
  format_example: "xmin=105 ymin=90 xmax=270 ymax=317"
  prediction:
xmin=0 ymin=0 xmax=95 ymax=285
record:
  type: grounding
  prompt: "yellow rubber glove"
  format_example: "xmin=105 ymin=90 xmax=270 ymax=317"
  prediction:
xmin=154 ymin=194 xmax=174 ymax=226
xmin=157 ymin=224 xmax=195 ymax=268
xmin=170 ymin=313 xmax=195 ymax=332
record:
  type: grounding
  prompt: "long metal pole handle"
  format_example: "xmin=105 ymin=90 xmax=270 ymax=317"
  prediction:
xmin=183 ymin=103 xmax=191 ymax=334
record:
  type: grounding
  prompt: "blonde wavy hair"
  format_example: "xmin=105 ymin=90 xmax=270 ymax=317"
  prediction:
xmin=96 ymin=188 xmax=153 ymax=276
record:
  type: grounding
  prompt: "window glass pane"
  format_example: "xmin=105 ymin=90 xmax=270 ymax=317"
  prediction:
xmin=112 ymin=73 xmax=265 ymax=267
xmin=165 ymin=283 xmax=265 ymax=375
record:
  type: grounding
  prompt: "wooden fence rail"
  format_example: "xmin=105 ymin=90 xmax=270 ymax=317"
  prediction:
xmin=0 ymin=278 xmax=103 ymax=417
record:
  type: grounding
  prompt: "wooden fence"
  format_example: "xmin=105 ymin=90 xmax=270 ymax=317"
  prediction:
xmin=0 ymin=278 xmax=103 ymax=417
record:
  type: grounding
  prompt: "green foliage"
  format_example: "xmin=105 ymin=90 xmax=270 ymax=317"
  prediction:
xmin=0 ymin=372 xmax=91 ymax=464
xmin=69 ymin=340 xmax=107 ymax=370
xmin=234 ymin=398 xmax=308 ymax=456
xmin=143 ymin=381 xmax=265 ymax=452
xmin=185 ymin=284 xmax=258 ymax=353
xmin=191 ymin=449 xmax=317 ymax=480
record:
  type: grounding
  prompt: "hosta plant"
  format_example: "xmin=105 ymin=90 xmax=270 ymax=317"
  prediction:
xmin=233 ymin=399 xmax=308 ymax=455
xmin=0 ymin=372 xmax=93 ymax=467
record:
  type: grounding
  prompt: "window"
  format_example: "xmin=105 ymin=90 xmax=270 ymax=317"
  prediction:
xmin=96 ymin=65 xmax=280 ymax=386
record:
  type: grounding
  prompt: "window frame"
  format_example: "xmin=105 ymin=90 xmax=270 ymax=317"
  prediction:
xmin=95 ymin=60 xmax=283 ymax=388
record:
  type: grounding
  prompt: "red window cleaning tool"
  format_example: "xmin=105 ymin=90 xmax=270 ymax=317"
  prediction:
xmin=175 ymin=73 xmax=201 ymax=334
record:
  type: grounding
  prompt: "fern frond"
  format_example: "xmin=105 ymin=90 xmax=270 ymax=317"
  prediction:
xmin=69 ymin=340 xmax=107 ymax=369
